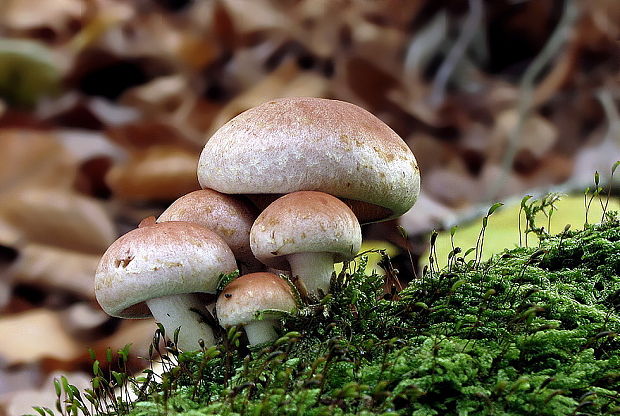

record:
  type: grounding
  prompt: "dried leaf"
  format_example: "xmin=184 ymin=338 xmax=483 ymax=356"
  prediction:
xmin=0 ymin=309 xmax=83 ymax=365
xmin=121 ymin=75 xmax=189 ymax=114
xmin=0 ymin=129 xmax=76 ymax=192
xmin=0 ymin=0 xmax=84 ymax=32
xmin=8 ymin=243 xmax=99 ymax=299
xmin=208 ymin=61 xmax=329 ymax=135
xmin=424 ymin=164 xmax=478 ymax=208
xmin=106 ymin=145 xmax=201 ymax=202
xmin=0 ymin=187 xmax=116 ymax=254
xmin=52 ymin=129 xmax=125 ymax=164
xmin=220 ymin=0 xmax=290 ymax=36
xmin=340 ymin=55 xmax=399 ymax=113
xmin=478 ymin=163 xmax=527 ymax=200
xmin=2 ymin=371 xmax=91 ymax=416
xmin=175 ymin=32 xmax=221 ymax=71
xmin=89 ymin=320 xmax=155 ymax=369
xmin=490 ymin=110 xmax=558 ymax=161
xmin=106 ymin=120 xmax=202 ymax=152
xmin=62 ymin=302 xmax=113 ymax=340
xmin=398 ymin=193 xmax=457 ymax=235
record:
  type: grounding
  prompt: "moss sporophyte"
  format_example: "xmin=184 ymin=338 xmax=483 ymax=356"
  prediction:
xmin=37 ymin=200 xmax=619 ymax=416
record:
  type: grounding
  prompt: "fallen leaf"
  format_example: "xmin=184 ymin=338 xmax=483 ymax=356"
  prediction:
xmin=106 ymin=145 xmax=201 ymax=202
xmin=220 ymin=0 xmax=290 ymax=36
xmin=0 ymin=0 xmax=84 ymax=33
xmin=1 ymin=371 xmax=91 ymax=416
xmin=89 ymin=319 xmax=156 ymax=372
xmin=62 ymin=302 xmax=115 ymax=341
xmin=0 ymin=360 xmax=41 ymax=396
xmin=7 ymin=243 xmax=100 ymax=299
xmin=106 ymin=120 xmax=202 ymax=152
xmin=121 ymin=75 xmax=189 ymax=115
xmin=489 ymin=110 xmax=558 ymax=162
xmin=0 ymin=187 xmax=116 ymax=254
xmin=0 ymin=129 xmax=77 ymax=192
xmin=0 ymin=309 xmax=83 ymax=366
xmin=398 ymin=192 xmax=457 ymax=236
xmin=424 ymin=166 xmax=478 ymax=208
xmin=208 ymin=61 xmax=329 ymax=136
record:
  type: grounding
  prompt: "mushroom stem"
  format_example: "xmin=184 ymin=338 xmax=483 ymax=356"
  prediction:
xmin=146 ymin=294 xmax=215 ymax=351
xmin=243 ymin=319 xmax=278 ymax=345
xmin=287 ymin=252 xmax=335 ymax=297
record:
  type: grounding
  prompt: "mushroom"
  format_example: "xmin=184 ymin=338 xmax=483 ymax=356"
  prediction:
xmin=250 ymin=191 xmax=361 ymax=297
xmin=95 ymin=218 xmax=237 ymax=351
xmin=197 ymin=97 xmax=420 ymax=224
xmin=157 ymin=189 xmax=263 ymax=273
xmin=216 ymin=272 xmax=296 ymax=346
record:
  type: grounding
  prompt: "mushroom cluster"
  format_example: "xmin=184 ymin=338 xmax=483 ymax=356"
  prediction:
xmin=95 ymin=97 xmax=420 ymax=350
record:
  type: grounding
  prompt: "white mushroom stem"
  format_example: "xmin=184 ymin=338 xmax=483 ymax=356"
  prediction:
xmin=146 ymin=294 xmax=215 ymax=351
xmin=286 ymin=252 xmax=335 ymax=297
xmin=243 ymin=319 xmax=278 ymax=346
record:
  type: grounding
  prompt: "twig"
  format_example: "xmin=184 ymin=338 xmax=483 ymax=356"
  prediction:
xmin=487 ymin=0 xmax=580 ymax=201
xmin=429 ymin=0 xmax=484 ymax=108
xmin=597 ymin=89 xmax=620 ymax=145
xmin=595 ymin=90 xmax=620 ymax=218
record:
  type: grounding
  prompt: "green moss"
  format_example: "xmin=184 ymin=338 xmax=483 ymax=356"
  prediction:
xmin=429 ymin=194 xmax=613 ymax=268
xmin=42 ymin=208 xmax=620 ymax=416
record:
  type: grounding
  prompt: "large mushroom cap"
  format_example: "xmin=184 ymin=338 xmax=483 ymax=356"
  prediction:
xmin=157 ymin=189 xmax=261 ymax=271
xmin=95 ymin=221 xmax=237 ymax=318
xmin=216 ymin=272 xmax=296 ymax=328
xmin=250 ymin=191 xmax=362 ymax=270
xmin=198 ymin=97 xmax=420 ymax=223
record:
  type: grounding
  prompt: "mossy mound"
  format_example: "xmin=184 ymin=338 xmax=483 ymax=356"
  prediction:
xmin=45 ymin=211 xmax=620 ymax=416
xmin=119 ymin=213 xmax=618 ymax=416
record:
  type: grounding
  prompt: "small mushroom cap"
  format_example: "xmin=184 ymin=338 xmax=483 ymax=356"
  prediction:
xmin=250 ymin=191 xmax=362 ymax=270
xmin=198 ymin=97 xmax=420 ymax=223
xmin=157 ymin=189 xmax=261 ymax=270
xmin=216 ymin=272 xmax=296 ymax=327
xmin=95 ymin=221 xmax=237 ymax=318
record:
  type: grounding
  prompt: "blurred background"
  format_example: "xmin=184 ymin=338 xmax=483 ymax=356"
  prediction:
xmin=0 ymin=0 xmax=619 ymax=413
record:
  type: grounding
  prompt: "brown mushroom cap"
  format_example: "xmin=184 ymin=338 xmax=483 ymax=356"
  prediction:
xmin=197 ymin=97 xmax=420 ymax=223
xmin=216 ymin=272 xmax=296 ymax=328
xmin=250 ymin=191 xmax=362 ymax=270
xmin=157 ymin=189 xmax=261 ymax=271
xmin=95 ymin=221 xmax=237 ymax=318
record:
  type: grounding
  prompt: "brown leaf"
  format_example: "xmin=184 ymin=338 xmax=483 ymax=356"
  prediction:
xmin=478 ymin=163 xmax=527 ymax=200
xmin=0 ymin=129 xmax=77 ymax=192
xmin=424 ymin=162 xmax=478 ymax=208
xmin=489 ymin=110 xmax=558 ymax=163
xmin=398 ymin=193 xmax=457 ymax=236
xmin=0 ymin=187 xmax=116 ymax=254
xmin=0 ymin=0 xmax=85 ymax=33
xmin=208 ymin=61 xmax=329 ymax=136
xmin=121 ymin=75 xmax=189 ymax=115
xmin=340 ymin=56 xmax=399 ymax=113
xmin=106 ymin=145 xmax=201 ymax=202
xmin=61 ymin=302 xmax=114 ymax=341
xmin=106 ymin=120 xmax=202 ymax=152
xmin=407 ymin=133 xmax=455 ymax=175
xmin=176 ymin=32 xmax=221 ymax=71
xmin=7 ymin=243 xmax=99 ymax=299
xmin=2 ymin=371 xmax=91 ymax=416
xmin=0 ymin=309 xmax=83 ymax=366
xmin=89 ymin=320 xmax=155 ymax=372
xmin=220 ymin=0 xmax=290 ymax=36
